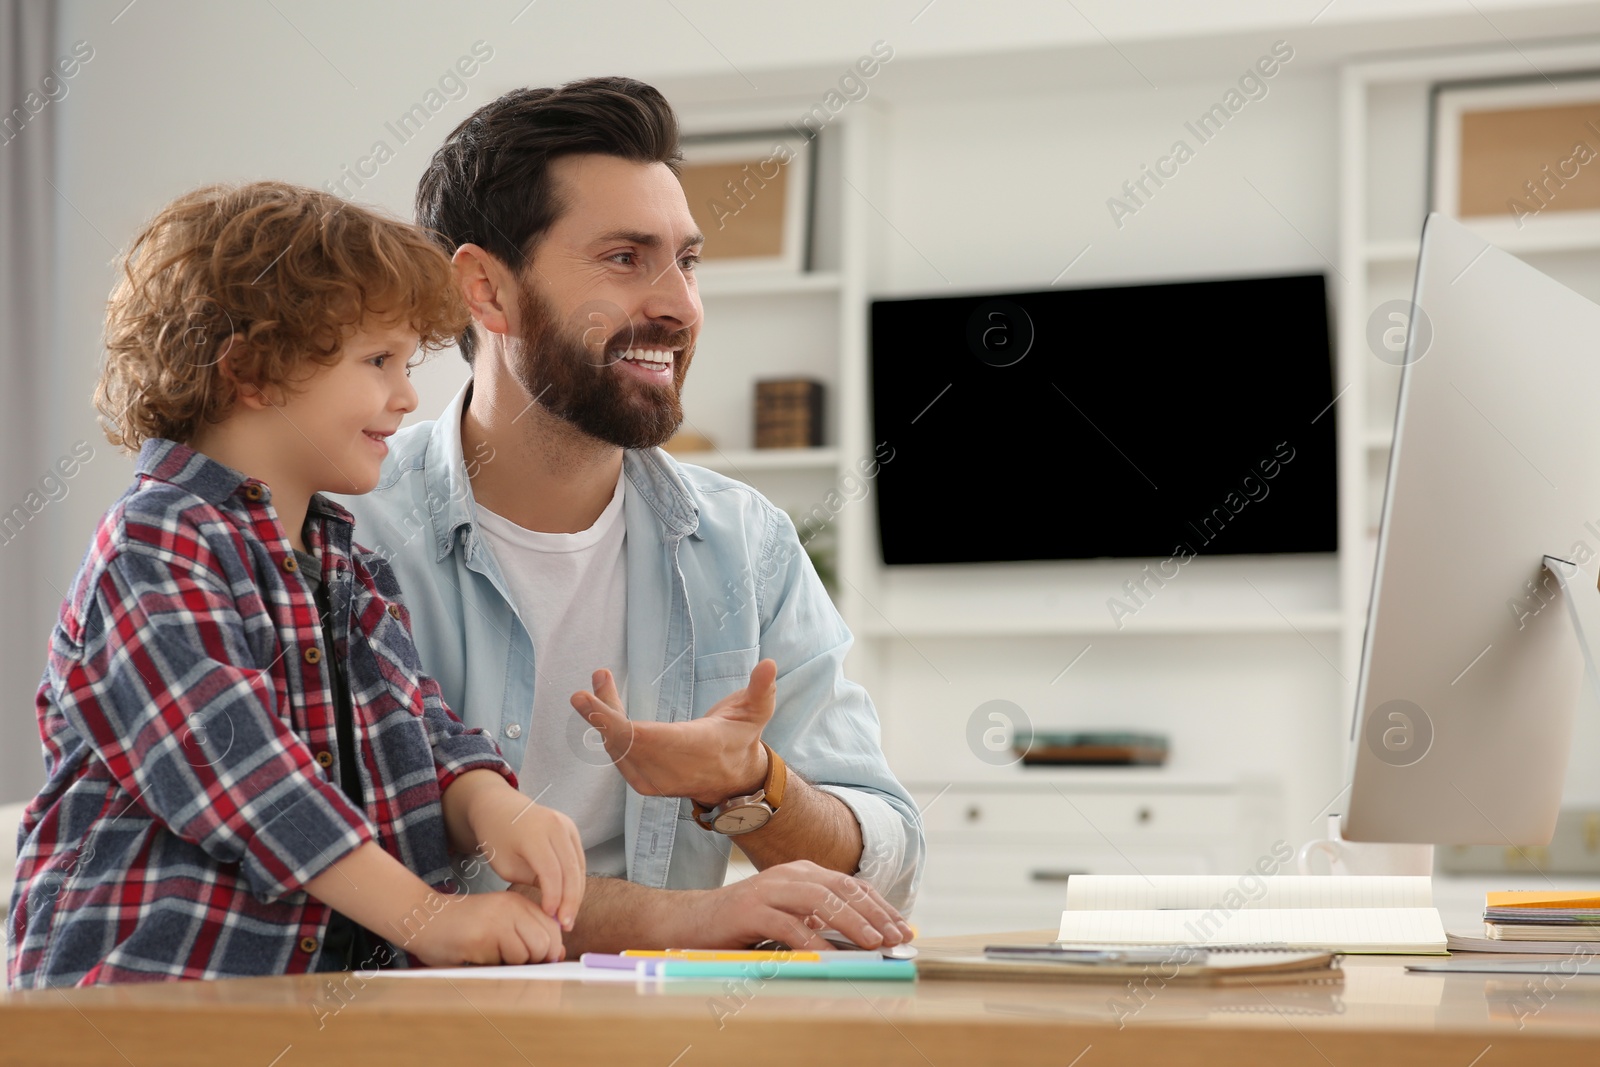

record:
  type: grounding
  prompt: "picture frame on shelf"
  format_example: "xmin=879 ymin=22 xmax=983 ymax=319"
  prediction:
xmin=1429 ymin=74 xmax=1600 ymax=246
xmin=679 ymin=129 xmax=814 ymax=276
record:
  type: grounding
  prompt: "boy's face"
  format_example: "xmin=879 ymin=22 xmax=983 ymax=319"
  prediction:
xmin=271 ymin=319 xmax=420 ymax=495
xmin=505 ymin=153 xmax=704 ymax=449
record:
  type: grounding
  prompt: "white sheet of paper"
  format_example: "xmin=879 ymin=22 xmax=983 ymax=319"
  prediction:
xmin=374 ymin=961 xmax=645 ymax=981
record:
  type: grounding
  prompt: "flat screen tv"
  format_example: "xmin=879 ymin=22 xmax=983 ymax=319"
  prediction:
xmin=869 ymin=273 xmax=1337 ymax=565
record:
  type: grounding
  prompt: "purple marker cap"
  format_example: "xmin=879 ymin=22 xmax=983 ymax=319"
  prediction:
xmin=579 ymin=953 xmax=642 ymax=971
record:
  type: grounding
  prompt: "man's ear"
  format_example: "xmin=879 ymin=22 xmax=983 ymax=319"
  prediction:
xmin=452 ymin=244 xmax=515 ymax=343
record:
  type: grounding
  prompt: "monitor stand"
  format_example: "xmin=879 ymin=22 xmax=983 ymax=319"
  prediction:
xmin=1542 ymin=556 xmax=1600 ymax=697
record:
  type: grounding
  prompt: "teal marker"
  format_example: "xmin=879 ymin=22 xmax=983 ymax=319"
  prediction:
xmin=644 ymin=959 xmax=916 ymax=981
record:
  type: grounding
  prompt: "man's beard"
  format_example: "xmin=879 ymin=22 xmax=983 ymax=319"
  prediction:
xmin=510 ymin=281 xmax=694 ymax=449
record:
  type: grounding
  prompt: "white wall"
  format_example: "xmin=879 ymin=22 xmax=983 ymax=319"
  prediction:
xmin=7 ymin=0 xmax=1599 ymax=808
xmin=878 ymin=69 xmax=1339 ymax=292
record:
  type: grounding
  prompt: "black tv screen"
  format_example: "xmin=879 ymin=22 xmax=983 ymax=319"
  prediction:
xmin=869 ymin=273 xmax=1338 ymax=565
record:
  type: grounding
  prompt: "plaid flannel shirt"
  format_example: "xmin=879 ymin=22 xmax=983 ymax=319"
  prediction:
xmin=6 ymin=440 xmax=516 ymax=988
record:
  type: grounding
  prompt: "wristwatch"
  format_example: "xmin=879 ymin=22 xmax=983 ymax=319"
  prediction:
xmin=693 ymin=742 xmax=787 ymax=836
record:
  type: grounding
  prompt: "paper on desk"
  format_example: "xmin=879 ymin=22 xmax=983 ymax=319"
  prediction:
xmin=374 ymin=961 xmax=644 ymax=981
xmin=1407 ymin=958 xmax=1600 ymax=975
xmin=1063 ymin=875 xmax=1434 ymax=911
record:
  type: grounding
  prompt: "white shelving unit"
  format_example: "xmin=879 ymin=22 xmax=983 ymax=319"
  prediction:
xmin=856 ymin=613 xmax=1345 ymax=639
xmin=684 ymin=47 xmax=1600 ymax=930
xmin=675 ymin=101 xmax=1311 ymax=932
xmin=907 ymin=778 xmax=1284 ymax=935
xmin=695 ymin=271 xmax=844 ymax=298
xmin=660 ymin=104 xmax=859 ymax=552
xmin=663 ymin=447 xmax=840 ymax=474
xmin=1338 ymin=40 xmax=1600 ymax=684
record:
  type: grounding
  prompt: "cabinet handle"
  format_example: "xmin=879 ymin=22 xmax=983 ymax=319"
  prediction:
xmin=1030 ymin=869 xmax=1088 ymax=883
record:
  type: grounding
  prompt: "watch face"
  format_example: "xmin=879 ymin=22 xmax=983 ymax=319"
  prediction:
xmin=713 ymin=803 xmax=772 ymax=835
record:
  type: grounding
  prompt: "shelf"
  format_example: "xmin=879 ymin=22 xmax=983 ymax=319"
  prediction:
xmin=855 ymin=611 xmax=1345 ymax=638
xmin=1365 ymin=240 xmax=1419 ymax=264
xmin=1473 ymin=221 xmax=1600 ymax=256
xmin=666 ymin=447 xmax=839 ymax=474
xmin=906 ymin=774 xmax=1253 ymax=793
xmin=1505 ymin=238 xmax=1600 ymax=256
xmin=1366 ymin=226 xmax=1600 ymax=264
xmin=694 ymin=271 xmax=843 ymax=298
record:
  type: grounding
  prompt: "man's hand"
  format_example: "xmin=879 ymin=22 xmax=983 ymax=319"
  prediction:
xmin=508 ymin=861 xmax=914 ymax=956
xmin=569 ymin=659 xmax=871 ymax=880
xmin=570 ymin=659 xmax=777 ymax=805
xmin=683 ymin=861 xmax=913 ymax=952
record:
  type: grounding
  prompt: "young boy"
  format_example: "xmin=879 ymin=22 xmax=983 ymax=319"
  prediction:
xmin=6 ymin=181 xmax=585 ymax=987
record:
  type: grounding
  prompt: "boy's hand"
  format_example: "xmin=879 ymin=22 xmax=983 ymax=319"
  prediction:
xmin=465 ymin=785 xmax=586 ymax=930
xmin=406 ymin=891 xmax=566 ymax=966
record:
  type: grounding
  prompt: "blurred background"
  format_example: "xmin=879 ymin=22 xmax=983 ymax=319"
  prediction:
xmin=8 ymin=0 xmax=1600 ymax=933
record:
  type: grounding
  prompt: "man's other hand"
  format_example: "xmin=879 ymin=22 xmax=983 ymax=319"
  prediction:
xmin=570 ymin=659 xmax=776 ymax=805
xmin=685 ymin=860 xmax=913 ymax=952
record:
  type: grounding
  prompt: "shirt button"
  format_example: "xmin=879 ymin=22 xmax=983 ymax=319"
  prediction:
xmin=387 ymin=604 xmax=403 ymax=620
xmin=243 ymin=484 xmax=263 ymax=502
xmin=304 ymin=647 xmax=322 ymax=664
xmin=504 ymin=724 xmax=522 ymax=739
xmin=315 ymin=751 xmax=334 ymax=768
xmin=282 ymin=555 xmax=299 ymax=573
xmin=299 ymin=936 xmax=319 ymax=953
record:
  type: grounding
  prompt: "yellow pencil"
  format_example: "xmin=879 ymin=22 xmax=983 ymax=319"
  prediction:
xmin=620 ymin=949 xmax=824 ymax=961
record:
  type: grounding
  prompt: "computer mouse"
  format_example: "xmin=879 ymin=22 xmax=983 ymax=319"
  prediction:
xmin=821 ymin=931 xmax=919 ymax=959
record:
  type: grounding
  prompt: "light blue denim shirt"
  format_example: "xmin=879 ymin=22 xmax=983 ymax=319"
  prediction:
xmin=334 ymin=384 xmax=922 ymax=910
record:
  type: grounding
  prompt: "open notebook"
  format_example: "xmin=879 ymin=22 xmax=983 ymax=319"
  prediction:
xmin=1055 ymin=875 xmax=1447 ymax=955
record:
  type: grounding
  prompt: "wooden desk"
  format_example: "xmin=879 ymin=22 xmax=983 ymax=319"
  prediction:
xmin=4 ymin=931 xmax=1599 ymax=1066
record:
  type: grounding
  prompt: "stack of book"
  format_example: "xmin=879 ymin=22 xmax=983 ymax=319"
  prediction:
xmin=1481 ymin=891 xmax=1600 ymax=943
xmin=753 ymin=379 xmax=825 ymax=448
xmin=1018 ymin=730 xmax=1168 ymax=766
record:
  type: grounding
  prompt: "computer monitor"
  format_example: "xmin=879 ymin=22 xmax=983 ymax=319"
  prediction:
xmin=1342 ymin=211 xmax=1600 ymax=846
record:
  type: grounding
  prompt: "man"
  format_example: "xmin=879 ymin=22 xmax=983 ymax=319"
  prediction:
xmin=340 ymin=76 xmax=922 ymax=954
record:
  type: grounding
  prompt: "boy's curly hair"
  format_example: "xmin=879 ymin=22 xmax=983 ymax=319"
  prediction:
xmin=97 ymin=180 xmax=470 ymax=451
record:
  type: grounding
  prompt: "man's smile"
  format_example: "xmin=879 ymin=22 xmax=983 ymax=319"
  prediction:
xmin=613 ymin=346 xmax=677 ymax=385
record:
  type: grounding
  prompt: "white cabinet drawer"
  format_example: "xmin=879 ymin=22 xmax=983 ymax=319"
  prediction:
xmin=910 ymin=892 xmax=1069 ymax=937
xmin=921 ymin=840 xmax=1216 ymax=893
xmin=915 ymin=788 xmax=1238 ymax=841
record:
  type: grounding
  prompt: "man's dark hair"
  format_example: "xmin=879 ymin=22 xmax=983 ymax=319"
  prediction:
xmin=416 ymin=76 xmax=684 ymax=364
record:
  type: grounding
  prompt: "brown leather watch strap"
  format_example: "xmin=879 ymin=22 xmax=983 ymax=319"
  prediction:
xmin=692 ymin=742 xmax=787 ymax=828
xmin=761 ymin=741 xmax=787 ymax=810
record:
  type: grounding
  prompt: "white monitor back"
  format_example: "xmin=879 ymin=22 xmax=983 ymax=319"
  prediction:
xmin=1343 ymin=212 xmax=1600 ymax=845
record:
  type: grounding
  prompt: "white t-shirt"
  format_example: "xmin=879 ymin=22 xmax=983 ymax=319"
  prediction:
xmin=473 ymin=471 xmax=629 ymax=878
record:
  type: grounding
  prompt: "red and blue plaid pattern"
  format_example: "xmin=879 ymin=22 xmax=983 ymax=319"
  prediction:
xmin=6 ymin=440 xmax=515 ymax=987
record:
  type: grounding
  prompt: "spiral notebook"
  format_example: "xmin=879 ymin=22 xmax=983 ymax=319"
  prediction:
xmin=1053 ymin=875 xmax=1448 ymax=955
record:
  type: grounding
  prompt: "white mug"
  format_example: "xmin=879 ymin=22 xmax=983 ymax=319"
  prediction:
xmin=1297 ymin=814 xmax=1434 ymax=876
